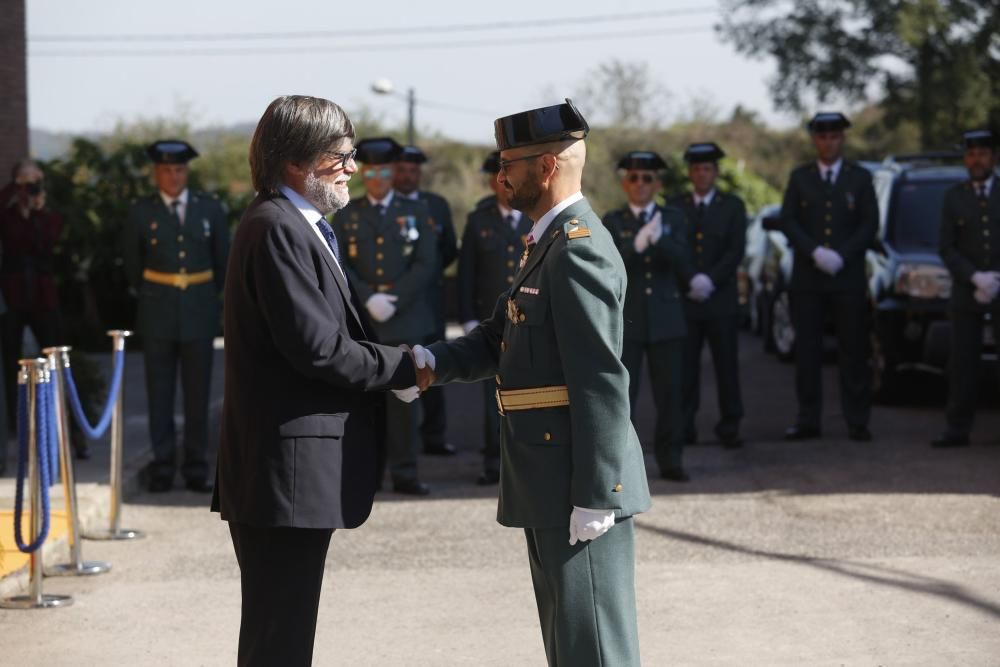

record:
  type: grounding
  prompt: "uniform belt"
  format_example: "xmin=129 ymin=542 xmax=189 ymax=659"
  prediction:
xmin=370 ymin=283 xmax=395 ymax=293
xmin=142 ymin=269 xmax=213 ymax=290
xmin=495 ymin=385 xmax=569 ymax=416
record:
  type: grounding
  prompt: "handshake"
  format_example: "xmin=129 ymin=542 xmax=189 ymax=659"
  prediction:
xmin=971 ymin=271 xmax=1000 ymax=305
xmin=392 ymin=345 xmax=437 ymax=403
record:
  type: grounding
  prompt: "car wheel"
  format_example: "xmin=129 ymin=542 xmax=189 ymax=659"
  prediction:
xmin=770 ymin=289 xmax=795 ymax=362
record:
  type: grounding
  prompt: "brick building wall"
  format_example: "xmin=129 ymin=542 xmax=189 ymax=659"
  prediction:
xmin=0 ymin=1 xmax=28 ymax=177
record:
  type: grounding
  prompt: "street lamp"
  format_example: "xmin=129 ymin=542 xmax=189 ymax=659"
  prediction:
xmin=370 ymin=78 xmax=416 ymax=146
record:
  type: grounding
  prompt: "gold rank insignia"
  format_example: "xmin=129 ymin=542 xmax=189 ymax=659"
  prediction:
xmin=567 ymin=227 xmax=591 ymax=240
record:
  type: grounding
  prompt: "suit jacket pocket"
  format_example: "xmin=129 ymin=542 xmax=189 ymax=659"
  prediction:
xmin=505 ymin=407 xmax=570 ymax=445
xmin=278 ymin=413 xmax=346 ymax=438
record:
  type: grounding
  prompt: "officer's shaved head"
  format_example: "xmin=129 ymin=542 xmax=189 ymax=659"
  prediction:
xmin=498 ymin=139 xmax=586 ymax=220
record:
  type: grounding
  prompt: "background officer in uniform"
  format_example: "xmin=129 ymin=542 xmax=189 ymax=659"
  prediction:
xmin=933 ymin=129 xmax=1000 ymax=448
xmin=604 ymin=151 xmax=693 ymax=481
xmin=123 ymin=140 xmax=229 ymax=492
xmin=332 ymin=137 xmax=437 ymax=495
xmin=457 ymin=151 xmax=532 ymax=485
xmin=779 ymin=112 xmax=878 ymax=443
xmin=670 ymin=142 xmax=747 ymax=449
xmin=412 ymin=99 xmax=649 ymax=667
xmin=393 ymin=145 xmax=458 ymax=457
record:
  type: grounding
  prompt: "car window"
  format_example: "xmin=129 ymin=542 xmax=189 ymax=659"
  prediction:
xmin=887 ymin=179 xmax=960 ymax=252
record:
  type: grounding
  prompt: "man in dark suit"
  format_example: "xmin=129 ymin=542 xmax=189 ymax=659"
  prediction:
xmin=212 ymin=96 xmax=424 ymax=666
xmin=669 ymin=142 xmax=747 ymax=449
xmin=933 ymin=129 xmax=1000 ymax=448
xmin=779 ymin=112 xmax=878 ymax=442
xmin=393 ymin=145 xmax=459 ymax=457
xmin=457 ymin=151 xmax=532 ymax=484
xmin=603 ymin=151 xmax=693 ymax=481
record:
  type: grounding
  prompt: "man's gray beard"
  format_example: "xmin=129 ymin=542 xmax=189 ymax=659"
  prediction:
xmin=304 ymin=171 xmax=349 ymax=214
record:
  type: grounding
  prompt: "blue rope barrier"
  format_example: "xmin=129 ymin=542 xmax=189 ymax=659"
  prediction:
xmin=47 ymin=377 xmax=60 ymax=487
xmin=13 ymin=375 xmax=53 ymax=553
xmin=64 ymin=348 xmax=124 ymax=441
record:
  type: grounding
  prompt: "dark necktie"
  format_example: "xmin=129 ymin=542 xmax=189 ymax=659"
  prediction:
xmin=825 ymin=169 xmax=834 ymax=186
xmin=170 ymin=199 xmax=182 ymax=224
xmin=505 ymin=213 xmax=515 ymax=229
xmin=697 ymin=201 xmax=707 ymax=216
xmin=375 ymin=203 xmax=386 ymax=217
xmin=978 ymin=185 xmax=988 ymax=202
xmin=315 ymin=219 xmax=342 ymax=264
xmin=637 ymin=210 xmax=648 ymax=225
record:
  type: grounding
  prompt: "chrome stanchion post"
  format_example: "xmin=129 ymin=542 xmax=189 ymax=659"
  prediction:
xmin=43 ymin=347 xmax=111 ymax=576
xmin=84 ymin=330 xmax=143 ymax=541
xmin=0 ymin=360 xmax=72 ymax=609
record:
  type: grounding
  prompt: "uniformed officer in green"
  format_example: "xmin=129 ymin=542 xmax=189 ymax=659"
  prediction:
xmin=604 ymin=150 xmax=693 ymax=481
xmin=331 ymin=137 xmax=437 ymax=495
xmin=780 ymin=112 xmax=878 ymax=442
xmin=670 ymin=142 xmax=747 ymax=448
xmin=933 ymin=129 xmax=1000 ymax=448
xmin=457 ymin=151 xmax=533 ymax=485
xmin=412 ymin=100 xmax=651 ymax=667
xmin=393 ymin=145 xmax=459 ymax=457
xmin=123 ymin=140 xmax=230 ymax=492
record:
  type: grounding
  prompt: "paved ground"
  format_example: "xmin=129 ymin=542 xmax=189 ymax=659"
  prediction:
xmin=1 ymin=332 xmax=999 ymax=665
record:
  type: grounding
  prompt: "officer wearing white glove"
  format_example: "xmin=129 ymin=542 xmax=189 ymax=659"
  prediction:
xmin=390 ymin=345 xmax=436 ymax=403
xmin=811 ymin=246 xmax=844 ymax=275
xmin=687 ymin=272 xmax=715 ymax=302
xmin=631 ymin=211 xmax=663 ymax=253
xmin=568 ymin=506 xmax=616 ymax=545
xmin=971 ymin=271 xmax=1000 ymax=300
xmin=365 ymin=293 xmax=398 ymax=323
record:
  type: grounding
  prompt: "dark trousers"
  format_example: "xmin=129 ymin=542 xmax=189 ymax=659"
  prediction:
xmin=143 ymin=336 xmax=214 ymax=483
xmin=2 ymin=308 xmax=62 ymax=435
xmin=381 ymin=339 xmax=419 ymax=484
xmin=790 ymin=290 xmax=871 ymax=430
xmin=525 ymin=518 xmax=641 ymax=667
xmin=480 ymin=379 xmax=501 ymax=475
xmin=228 ymin=522 xmax=334 ymax=667
xmin=944 ymin=307 xmax=1000 ymax=437
xmin=419 ymin=332 xmax=448 ymax=448
xmin=683 ymin=312 xmax=744 ymax=440
xmin=622 ymin=337 xmax=684 ymax=472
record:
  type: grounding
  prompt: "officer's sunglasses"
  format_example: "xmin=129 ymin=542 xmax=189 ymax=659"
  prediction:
xmin=325 ymin=148 xmax=357 ymax=168
xmin=497 ymin=153 xmax=547 ymax=172
xmin=627 ymin=173 xmax=655 ymax=184
xmin=363 ymin=167 xmax=394 ymax=179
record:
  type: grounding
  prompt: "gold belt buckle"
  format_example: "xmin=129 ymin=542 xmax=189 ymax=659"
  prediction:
xmin=176 ymin=273 xmax=190 ymax=290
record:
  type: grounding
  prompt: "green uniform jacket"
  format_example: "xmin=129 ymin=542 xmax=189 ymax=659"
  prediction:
xmin=331 ymin=195 xmax=437 ymax=343
xmin=603 ymin=204 xmax=691 ymax=342
xmin=939 ymin=180 xmax=1000 ymax=313
xmin=669 ymin=191 xmax=747 ymax=319
xmin=414 ymin=190 xmax=458 ymax=332
xmin=430 ymin=198 xmax=652 ymax=528
xmin=780 ymin=161 xmax=878 ymax=292
xmin=123 ymin=191 xmax=229 ymax=341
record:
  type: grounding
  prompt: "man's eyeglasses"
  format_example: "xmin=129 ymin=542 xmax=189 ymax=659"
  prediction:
xmin=627 ymin=173 xmax=655 ymax=184
xmin=498 ymin=153 xmax=547 ymax=172
xmin=363 ymin=167 xmax=394 ymax=179
xmin=326 ymin=148 xmax=357 ymax=168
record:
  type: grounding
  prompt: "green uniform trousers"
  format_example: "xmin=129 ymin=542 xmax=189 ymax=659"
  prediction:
xmin=525 ymin=517 xmax=641 ymax=667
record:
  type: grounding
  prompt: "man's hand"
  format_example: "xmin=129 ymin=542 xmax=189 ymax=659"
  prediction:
xmin=971 ymin=271 xmax=1000 ymax=300
xmin=687 ymin=273 xmax=715 ymax=302
xmin=462 ymin=320 xmax=480 ymax=335
xmin=632 ymin=212 xmax=663 ymax=254
xmin=412 ymin=344 xmax=436 ymax=391
xmin=568 ymin=506 xmax=615 ymax=546
xmin=812 ymin=247 xmax=844 ymax=275
xmin=366 ymin=293 xmax=398 ymax=322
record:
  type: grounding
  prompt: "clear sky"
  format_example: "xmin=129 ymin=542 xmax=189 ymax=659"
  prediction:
xmin=26 ymin=0 xmax=794 ymax=143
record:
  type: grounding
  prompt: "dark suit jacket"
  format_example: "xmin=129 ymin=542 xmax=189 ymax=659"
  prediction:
xmin=212 ymin=192 xmax=416 ymax=529
xmin=780 ymin=160 xmax=878 ymax=292
xmin=939 ymin=180 xmax=1000 ymax=313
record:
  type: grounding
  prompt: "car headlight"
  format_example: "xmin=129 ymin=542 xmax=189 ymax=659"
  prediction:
xmin=894 ymin=263 xmax=951 ymax=299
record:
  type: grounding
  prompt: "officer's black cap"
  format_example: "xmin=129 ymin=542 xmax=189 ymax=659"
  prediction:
xmin=617 ymin=151 xmax=667 ymax=171
xmin=962 ymin=129 xmax=996 ymax=150
xmin=396 ymin=145 xmax=428 ymax=164
xmin=146 ymin=139 xmax=199 ymax=164
xmin=494 ymin=98 xmax=589 ymax=151
xmin=481 ymin=151 xmax=501 ymax=174
xmin=807 ymin=112 xmax=851 ymax=133
xmin=683 ymin=142 xmax=726 ymax=164
xmin=356 ymin=137 xmax=403 ymax=164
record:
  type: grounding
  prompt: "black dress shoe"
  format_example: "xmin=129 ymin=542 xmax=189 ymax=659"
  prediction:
xmin=931 ymin=434 xmax=970 ymax=448
xmin=185 ymin=478 xmax=214 ymax=493
xmin=683 ymin=431 xmax=698 ymax=445
xmin=393 ymin=479 xmax=431 ymax=496
xmin=848 ymin=426 xmax=872 ymax=442
xmin=660 ymin=467 xmax=691 ymax=483
xmin=423 ymin=443 xmax=457 ymax=456
xmin=720 ymin=435 xmax=744 ymax=449
xmin=476 ymin=470 xmax=500 ymax=486
xmin=784 ymin=425 xmax=821 ymax=441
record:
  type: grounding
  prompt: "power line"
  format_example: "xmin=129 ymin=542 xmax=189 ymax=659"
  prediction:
xmin=29 ymin=24 xmax=715 ymax=57
xmin=28 ymin=7 xmax=717 ymax=42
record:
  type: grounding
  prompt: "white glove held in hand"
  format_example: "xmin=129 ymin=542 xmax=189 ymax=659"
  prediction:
xmin=812 ymin=247 xmax=844 ymax=276
xmin=366 ymin=293 xmax=398 ymax=322
xmin=411 ymin=344 xmax=436 ymax=371
xmin=688 ymin=273 xmax=715 ymax=302
xmin=568 ymin=506 xmax=616 ymax=546
xmin=632 ymin=213 xmax=663 ymax=253
xmin=971 ymin=271 xmax=1000 ymax=297
xmin=391 ymin=386 xmax=420 ymax=403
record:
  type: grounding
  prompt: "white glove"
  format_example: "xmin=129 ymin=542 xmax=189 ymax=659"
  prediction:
xmin=971 ymin=271 xmax=1000 ymax=297
xmin=812 ymin=247 xmax=844 ymax=275
xmin=391 ymin=386 xmax=421 ymax=403
xmin=632 ymin=214 xmax=663 ymax=253
xmin=645 ymin=211 xmax=664 ymax=244
xmin=411 ymin=344 xmax=436 ymax=371
xmin=462 ymin=320 xmax=480 ymax=335
xmin=366 ymin=293 xmax=398 ymax=322
xmin=688 ymin=273 xmax=715 ymax=302
xmin=568 ymin=506 xmax=616 ymax=546
xmin=974 ymin=289 xmax=994 ymax=304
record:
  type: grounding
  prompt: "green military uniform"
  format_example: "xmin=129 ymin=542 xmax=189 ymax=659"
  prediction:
xmin=457 ymin=184 xmax=532 ymax=480
xmin=122 ymin=140 xmax=229 ymax=490
xmin=670 ymin=181 xmax=747 ymax=445
xmin=603 ymin=202 xmax=692 ymax=476
xmin=331 ymin=193 xmax=436 ymax=484
xmin=937 ymin=166 xmax=1000 ymax=442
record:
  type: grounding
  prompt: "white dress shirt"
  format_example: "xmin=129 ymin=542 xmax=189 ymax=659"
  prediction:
xmin=498 ymin=204 xmax=522 ymax=229
xmin=278 ymin=184 xmax=345 ymax=277
xmin=367 ymin=190 xmax=396 ymax=211
xmin=527 ymin=191 xmax=584 ymax=244
xmin=693 ymin=188 xmax=716 ymax=207
xmin=817 ymin=158 xmax=843 ymax=184
xmin=628 ymin=201 xmax=656 ymax=220
xmin=160 ymin=188 xmax=189 ymax=223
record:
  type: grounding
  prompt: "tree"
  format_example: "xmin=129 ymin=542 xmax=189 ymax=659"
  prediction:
xmin=719 ymin=1 xmax=1000 ymax=148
